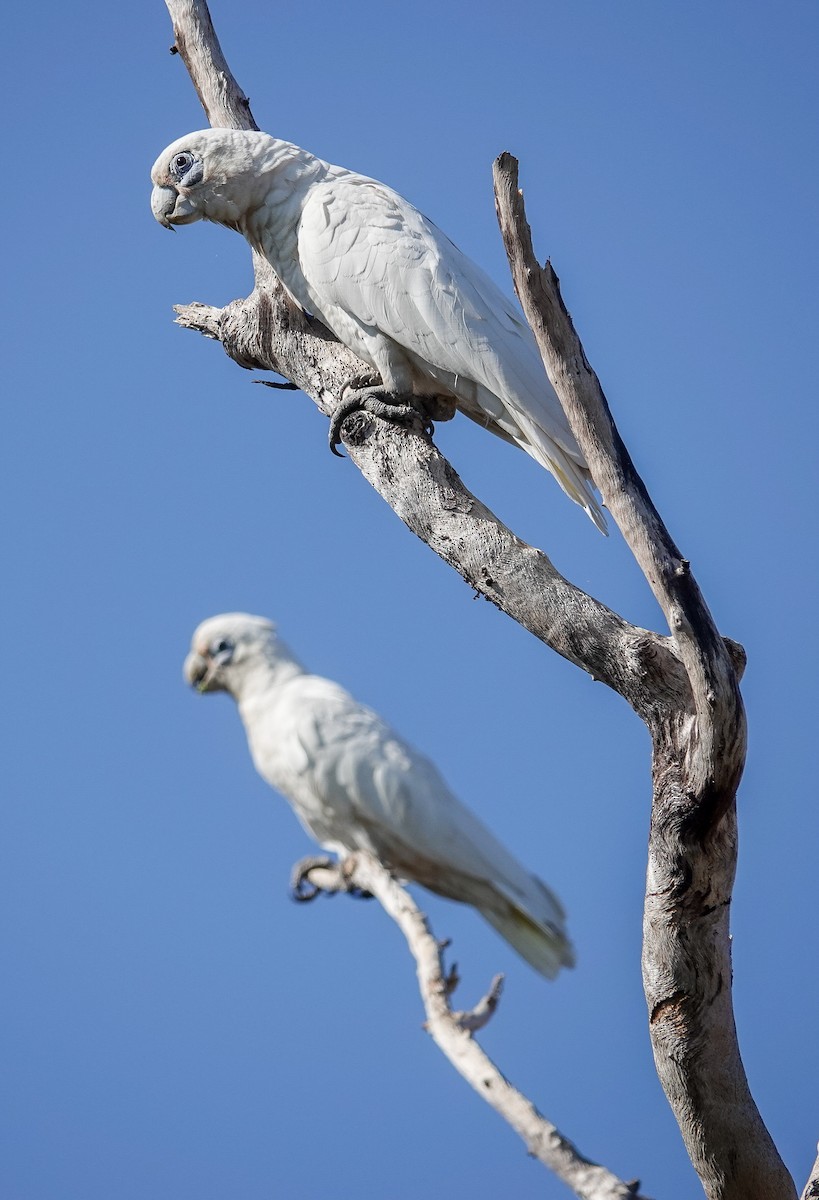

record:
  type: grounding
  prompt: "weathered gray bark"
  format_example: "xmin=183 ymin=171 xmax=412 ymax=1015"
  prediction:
xmin=158 ymin=3 xmax=800 ymax=1197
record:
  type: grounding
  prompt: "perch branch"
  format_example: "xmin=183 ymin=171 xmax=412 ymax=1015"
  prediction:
xmin=172 ymin=291 xmax=686 ymax=718
xmin=343 ymin=854 xmax=647 ymax=1200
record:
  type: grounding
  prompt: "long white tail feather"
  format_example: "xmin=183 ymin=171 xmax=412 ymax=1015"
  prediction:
xmin=479 ymin=903 xmax=575 ymax=980
xmin=522 ymin=433 xmax=608 ymax=535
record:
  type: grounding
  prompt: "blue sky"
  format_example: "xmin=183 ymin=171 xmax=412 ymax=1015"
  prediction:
xmin=3 ymin=1 xmax=817 ymax=1196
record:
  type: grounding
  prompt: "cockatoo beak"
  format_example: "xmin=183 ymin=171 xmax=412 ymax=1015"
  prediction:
xmin=184 ymin=650 xmax=210 ymax=689
xmin=151 ymin=184 xmax=200 ymax=229
xmin=184 ymin=645 xmax=234 ymax=693
xmin=151 ymin=184 xmax=178 ymax=228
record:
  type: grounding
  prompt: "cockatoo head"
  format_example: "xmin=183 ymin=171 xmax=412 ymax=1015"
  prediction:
xmin=150 ymin=128 xmax=275 ymax=230
xmin=184 ymin=612 xmax=277 ymax=695
xmin=184 ymin=612 xmax=306 ymax=698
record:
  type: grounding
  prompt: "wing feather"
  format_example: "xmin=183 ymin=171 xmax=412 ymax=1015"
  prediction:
xmin=271 ymin=675 xmax=567 ymax=938
xmin=296 ymin=176 xmax=606 ymax=530
xmin=298 ymin=178 xmax=570 ymax=446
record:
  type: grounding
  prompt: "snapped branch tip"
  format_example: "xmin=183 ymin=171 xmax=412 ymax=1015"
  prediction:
xmin=453 ymin=973 xmax=505 ymax=1033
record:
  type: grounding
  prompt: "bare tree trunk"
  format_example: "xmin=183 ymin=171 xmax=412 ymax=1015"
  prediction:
xmin=157 ymin=4 xmax=799 ymax=1197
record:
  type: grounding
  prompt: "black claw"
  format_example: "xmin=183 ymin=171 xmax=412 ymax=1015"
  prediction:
xmin=328 ymin=388 xmax=387 ymax=454
xmin=289 ymin=854 xmax=336 ymax=902
xmin=329 ymin=385 xmax=435 ymax=455
xmin=291 ymin=877 xmax=322 ymax=902
xmin=288 ymin=852 xmax=376 ymax=902
xmin=255 ymin=379 xmax=299 ymax=391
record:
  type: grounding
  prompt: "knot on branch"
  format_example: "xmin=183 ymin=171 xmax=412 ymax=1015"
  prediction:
xmin=723 ymin=637 xmax=747 ymax=682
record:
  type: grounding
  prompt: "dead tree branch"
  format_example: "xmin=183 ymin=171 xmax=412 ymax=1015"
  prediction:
xmin=157 ymin=3 xmax=798 ymax=1197
xmin=171 ymin=289 xmax=687 ymax=716
xmin=452 ymin=972 xmax=504 ymax=1033
xmin=167 ymin=0 xmax=257 ymax=130
xmin=493 ymin=156 xmax=745 ymax=809
xmin=344 ymin=854 xmax=648 ymax=1200
xmin=492 ymin=159 xmax=792 ymax=1200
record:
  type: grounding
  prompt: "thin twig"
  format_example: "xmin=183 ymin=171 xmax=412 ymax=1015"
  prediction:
xmin=452 ymin=973 xmax=504 ymax=1033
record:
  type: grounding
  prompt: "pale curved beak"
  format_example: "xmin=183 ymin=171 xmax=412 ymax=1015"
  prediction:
xmin=184 ymin=644 xmax=234 ymax=693
xmin=151 ymin=184 xmax=178 ymax=229
xmin=151 ymin=185 xmax=200 ymax=229
xmin=184 ymin=651 xmax=210 ymax=690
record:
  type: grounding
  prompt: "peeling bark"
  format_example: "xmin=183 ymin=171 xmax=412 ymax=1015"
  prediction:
xmin=157 ymin=4 xmax=799 ymax=1198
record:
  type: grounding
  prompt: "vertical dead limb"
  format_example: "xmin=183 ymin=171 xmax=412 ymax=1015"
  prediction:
xmin=493 ymin=157 xmax=792 ymax=1200
xmin=492 ymin=155 xmax=745 ymax=812
xmin=167 ymin=0 xmax=257 ymax=130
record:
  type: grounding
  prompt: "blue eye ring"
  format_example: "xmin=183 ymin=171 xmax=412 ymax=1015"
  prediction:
xmin=208 ymin=637 xmax=235 ymax=668
xmin=170 ymin=151 xmax=195 ymax=178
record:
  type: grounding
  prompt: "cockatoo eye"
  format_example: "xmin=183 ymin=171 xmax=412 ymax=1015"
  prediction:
xmin=209 ymin=637 xmax=235 ymax=662
xmin=171 ymin=151 xmax=195 ymax=177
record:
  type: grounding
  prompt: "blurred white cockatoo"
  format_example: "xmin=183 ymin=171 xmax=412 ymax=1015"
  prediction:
xmin=184 ymin=612 xmax=574 ymax=978
xmin=152 ymin=128 xmax=606 ymax=532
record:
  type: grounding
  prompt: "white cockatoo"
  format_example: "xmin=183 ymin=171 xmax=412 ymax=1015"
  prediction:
xmin=184 ymin=612 xmax=574 ymax=978
xmin=151 ymin=129 xmax=606 ymax=532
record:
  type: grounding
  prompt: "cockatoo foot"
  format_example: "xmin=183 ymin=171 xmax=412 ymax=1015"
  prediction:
xmin=289 ymin=854 xmax=373 ymax=901
xmin=329 ymin=385 xmax=435 ymax=456
xmin=290 ymin=854 xmax=337 ymax=901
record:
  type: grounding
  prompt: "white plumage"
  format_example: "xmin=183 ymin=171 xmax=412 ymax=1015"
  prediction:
xmin=184 ymin=613 xmax=574 ymax=978
xmin=151 ymin=128 xmax=606 ymax=532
